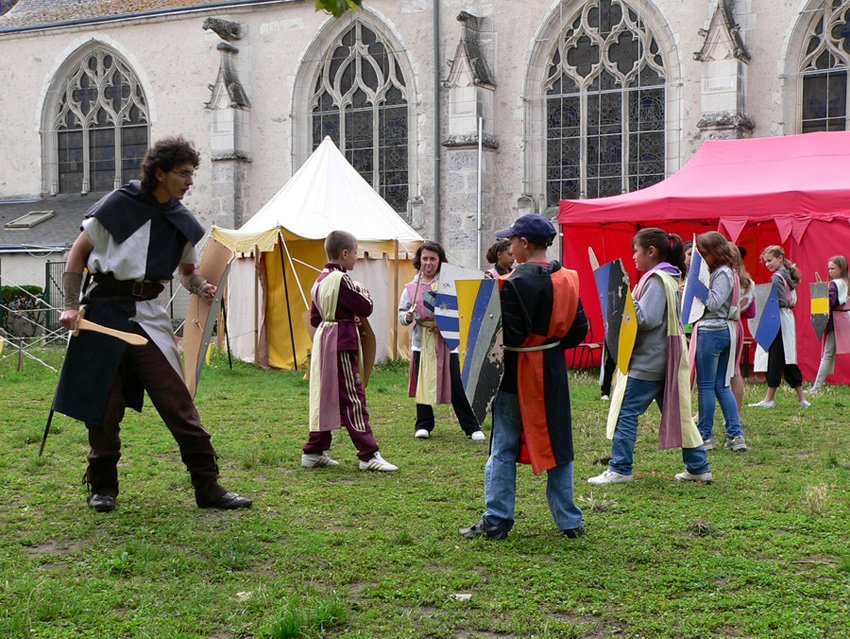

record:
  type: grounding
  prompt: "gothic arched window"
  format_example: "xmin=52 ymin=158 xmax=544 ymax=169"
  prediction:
xmin=800 ymin=0 xmax=850 ymax=132
xmin=311 ymin=22 xmax=409 ymax=212
xmin=51 ymin=47 xmax=149 ymax=194
xmin=544 ymin=0 xmax=665 ymax=205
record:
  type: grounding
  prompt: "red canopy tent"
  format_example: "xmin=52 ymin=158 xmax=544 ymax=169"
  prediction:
xmin=559 ymin=131 xmax=850 ymax=384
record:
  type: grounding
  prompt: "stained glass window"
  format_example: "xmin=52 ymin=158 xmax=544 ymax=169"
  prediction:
xmin=800 ymin=1 xmax=850 ymax=132
xmin=312 ymin=22 xmax=409 ymax=213
xmin=545 ymin=0 xmax=665 ymax=206
xmin=53 ymin=48 xmax=149 ymax=194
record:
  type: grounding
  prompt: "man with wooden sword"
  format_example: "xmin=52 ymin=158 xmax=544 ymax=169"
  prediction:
xmin=53 ymin=136 xmax=251 ymax=513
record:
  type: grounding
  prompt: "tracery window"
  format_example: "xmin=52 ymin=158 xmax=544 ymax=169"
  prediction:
xmin=311 ymin=22 xmax=409 ymax=212
xmin=544 ymin=0 xmax=665 ymax=205
xmin=53 ymin=47 xmax=148 ymax=194
xmin=800 ymin=0 xmax=850 ymax=132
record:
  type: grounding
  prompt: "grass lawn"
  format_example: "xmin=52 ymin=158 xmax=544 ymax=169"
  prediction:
xmin=1 ymin=348 xmax=849 ymax=639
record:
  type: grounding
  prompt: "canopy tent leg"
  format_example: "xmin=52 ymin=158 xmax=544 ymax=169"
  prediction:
xmin=277 ymin=234 xmax=299 ymax=369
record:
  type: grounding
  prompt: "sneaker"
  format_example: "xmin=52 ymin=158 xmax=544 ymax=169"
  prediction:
xmin=702 ymin=436 xmax=717 ymax=451
xmin=799 ymin=400 xmax=811 ymax=408
xmin=587 ymin=468 xmax=633 ymax=484
xmin=359 ymin=452 xmax=398 ymax=472
xmin=748 ymin=400 xmax=775 ymax=408
xmin=414 ymin=429 xmax=430 ymax=439
xmin=561 ymin=524 xmax=586 ymax=539
xmin=87 ymin=493 xmax=115 ymax=512
xmin=723 ymin=435 xmax=748 ymax=452
xmin=470 ymin=430 xmax=486 ymax=442
xmin=804 ymin=386 xmax=821 ymax=394
xmin=600 ymin=395 xmax=610 ymax=401
xmin=459 ymin=517 xmax=510 ymax=540
xmin=301 ymin=452 xmax=339 ymax=468
xmin=674 ymin=470 xmax=713 ymax=483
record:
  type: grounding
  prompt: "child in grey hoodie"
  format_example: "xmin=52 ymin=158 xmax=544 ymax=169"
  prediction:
xmin=588 ymin=228 xmax=711 ymax=485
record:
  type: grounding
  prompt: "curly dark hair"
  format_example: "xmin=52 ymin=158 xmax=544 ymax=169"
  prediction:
xmin=413 ymin=242 xmax=446 ymax=272
xmin=140 ymin=136 xmax=201 ymax=192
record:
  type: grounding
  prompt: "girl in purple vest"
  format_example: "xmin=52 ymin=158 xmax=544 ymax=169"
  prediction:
xmin=398 ymin=242 xmax=485 ymax=441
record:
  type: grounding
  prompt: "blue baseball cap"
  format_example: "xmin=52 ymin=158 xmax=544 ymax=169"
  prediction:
xmin=494 ymin=214 xmax=557 ymax=246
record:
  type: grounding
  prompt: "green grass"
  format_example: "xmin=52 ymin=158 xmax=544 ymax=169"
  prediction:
xmin=1 ymin=348 xmax=849 ymax=638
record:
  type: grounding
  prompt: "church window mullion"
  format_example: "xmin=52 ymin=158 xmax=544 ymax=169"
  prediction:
xmin=310 ymin=20 xmax=409 ymax=213
xmin=800 ymin=1 xmax=850 ymax=132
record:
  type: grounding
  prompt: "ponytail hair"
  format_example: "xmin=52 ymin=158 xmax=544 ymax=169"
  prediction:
xmin=829 ymin=255 xmax=850 ymax=291
xmin=633 ymin=228 xmax=686 ymax=273
xmin=762 ymin=245 xmax=801 ymax=284
xmin=729 ymin=242 xmax=752 ymax=291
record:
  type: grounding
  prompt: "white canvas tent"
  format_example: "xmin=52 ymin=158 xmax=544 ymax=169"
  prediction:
xmin=214 ymin=137 xmax=423 ymax=370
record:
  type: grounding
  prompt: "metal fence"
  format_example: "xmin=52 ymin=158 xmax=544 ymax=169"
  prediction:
xmin=45 ymin=261 xmax=65 ymax=333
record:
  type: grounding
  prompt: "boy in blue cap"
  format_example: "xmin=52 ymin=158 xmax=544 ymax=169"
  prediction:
xmin=460 ymin=214 xmax=588 ymax=539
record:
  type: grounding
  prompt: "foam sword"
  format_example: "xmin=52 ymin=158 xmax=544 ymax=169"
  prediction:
xmin=38 ymin=310 xmax=148 ymax=456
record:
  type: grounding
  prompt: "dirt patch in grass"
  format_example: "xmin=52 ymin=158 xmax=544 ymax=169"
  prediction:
xmin=23 ymin=538 xmax=81 ymax=556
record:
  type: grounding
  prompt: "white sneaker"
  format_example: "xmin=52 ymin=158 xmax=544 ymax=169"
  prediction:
xmin=748 ymin=400 xmax=775 ymax=408
xmin=359 ymin=452 xmax=398 ymax=472
xmin=799 ymin=400 xmax=811 ymax=408
xmin=600 ymin=395 xmax=610 ymax=401
xmin=301 ymin=453 xmax=339 ymax=468
xmin=804 ymin=386 xmax=821 ymax=394
xmin=675 ymin=469 xmax=713 ymax=483
xmin=470 ymin=430 xmax=486 ymax=442
xmin=587 ymin=468 xmax=633 ymax=484
xmin=414 ymin=429 xmax=430 ymax=439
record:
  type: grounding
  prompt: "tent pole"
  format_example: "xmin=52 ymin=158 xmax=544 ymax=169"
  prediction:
xmin=279 ymin=234 xmax=310 ymax=309
xmin=253 ymin=249 xmax=260 ymax=365
xmin=393 ymin=240 xmax=400 ymax=359
xmin=278 ymin=233 xmax=299 ymax=369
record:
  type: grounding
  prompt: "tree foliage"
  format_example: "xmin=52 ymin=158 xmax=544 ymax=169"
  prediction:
xmin=315 ymin=0 xmax=362 ymax=18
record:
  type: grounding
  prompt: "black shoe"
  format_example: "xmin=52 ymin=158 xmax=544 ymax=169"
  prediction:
xmin=459 ymin=517 xmax=510 ymax=540
xmin=561 ymin=524 xmax=586 ymax=539
xmin=87 ymin=493 xmax=115 ymax=513
xmin=203 ymin=491 xmax=252 ymax=510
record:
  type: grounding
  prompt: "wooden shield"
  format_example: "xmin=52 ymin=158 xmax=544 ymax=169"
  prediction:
xmin=810 ymin=282 xmax=829 ymax=341
xmin=433 ymin=264 xmax=485 ymax=352
xmin=592 ymin=257 xmax=636 ymax=374
xmin=456 ymin=278 xmax=503 ymax=424
xmin=183 ymin=236 xmax=234 ymax=398
xmin=681 ymin=241 xmax=711 ymax=325
xmin=359 ymin=315 xmax=376 ymax=388
xmin=748 ymin=283 xmax=781 ymax=350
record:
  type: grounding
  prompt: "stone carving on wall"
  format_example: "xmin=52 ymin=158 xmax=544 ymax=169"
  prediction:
xmin=695 ymin=1 xmax=754 ymax=140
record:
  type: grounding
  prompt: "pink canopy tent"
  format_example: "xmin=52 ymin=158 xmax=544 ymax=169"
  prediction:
xmin=559 ymin=131 xmax=850 ymax=384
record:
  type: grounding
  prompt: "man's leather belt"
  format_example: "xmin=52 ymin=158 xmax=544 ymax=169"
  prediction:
xmin=90 ymin=273 xmax=165 ymax=301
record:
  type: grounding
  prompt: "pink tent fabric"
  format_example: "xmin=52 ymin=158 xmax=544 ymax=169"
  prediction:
xmin=559 ymin=131 xmax=850 ymax=384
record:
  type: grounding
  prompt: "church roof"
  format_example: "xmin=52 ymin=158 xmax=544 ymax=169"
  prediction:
xmin=0 ymin=0 xmax=293 ymax=31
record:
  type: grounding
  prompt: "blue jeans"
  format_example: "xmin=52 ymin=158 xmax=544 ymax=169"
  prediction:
xmin=483 ymin=391 xmax=583 ymax=531
xmin=610 ymin=377 xmax=710 ymax=476
xmin=696 ymin=328 xmax=744 ymax=440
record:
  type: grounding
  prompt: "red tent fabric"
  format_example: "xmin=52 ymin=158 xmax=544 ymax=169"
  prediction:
xmin=559 ymin=131 xmax=850 ymax=384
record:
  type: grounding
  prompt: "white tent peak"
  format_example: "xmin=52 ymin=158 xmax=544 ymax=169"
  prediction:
xmin=222 ymin=136 xmax=422 ymax=246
